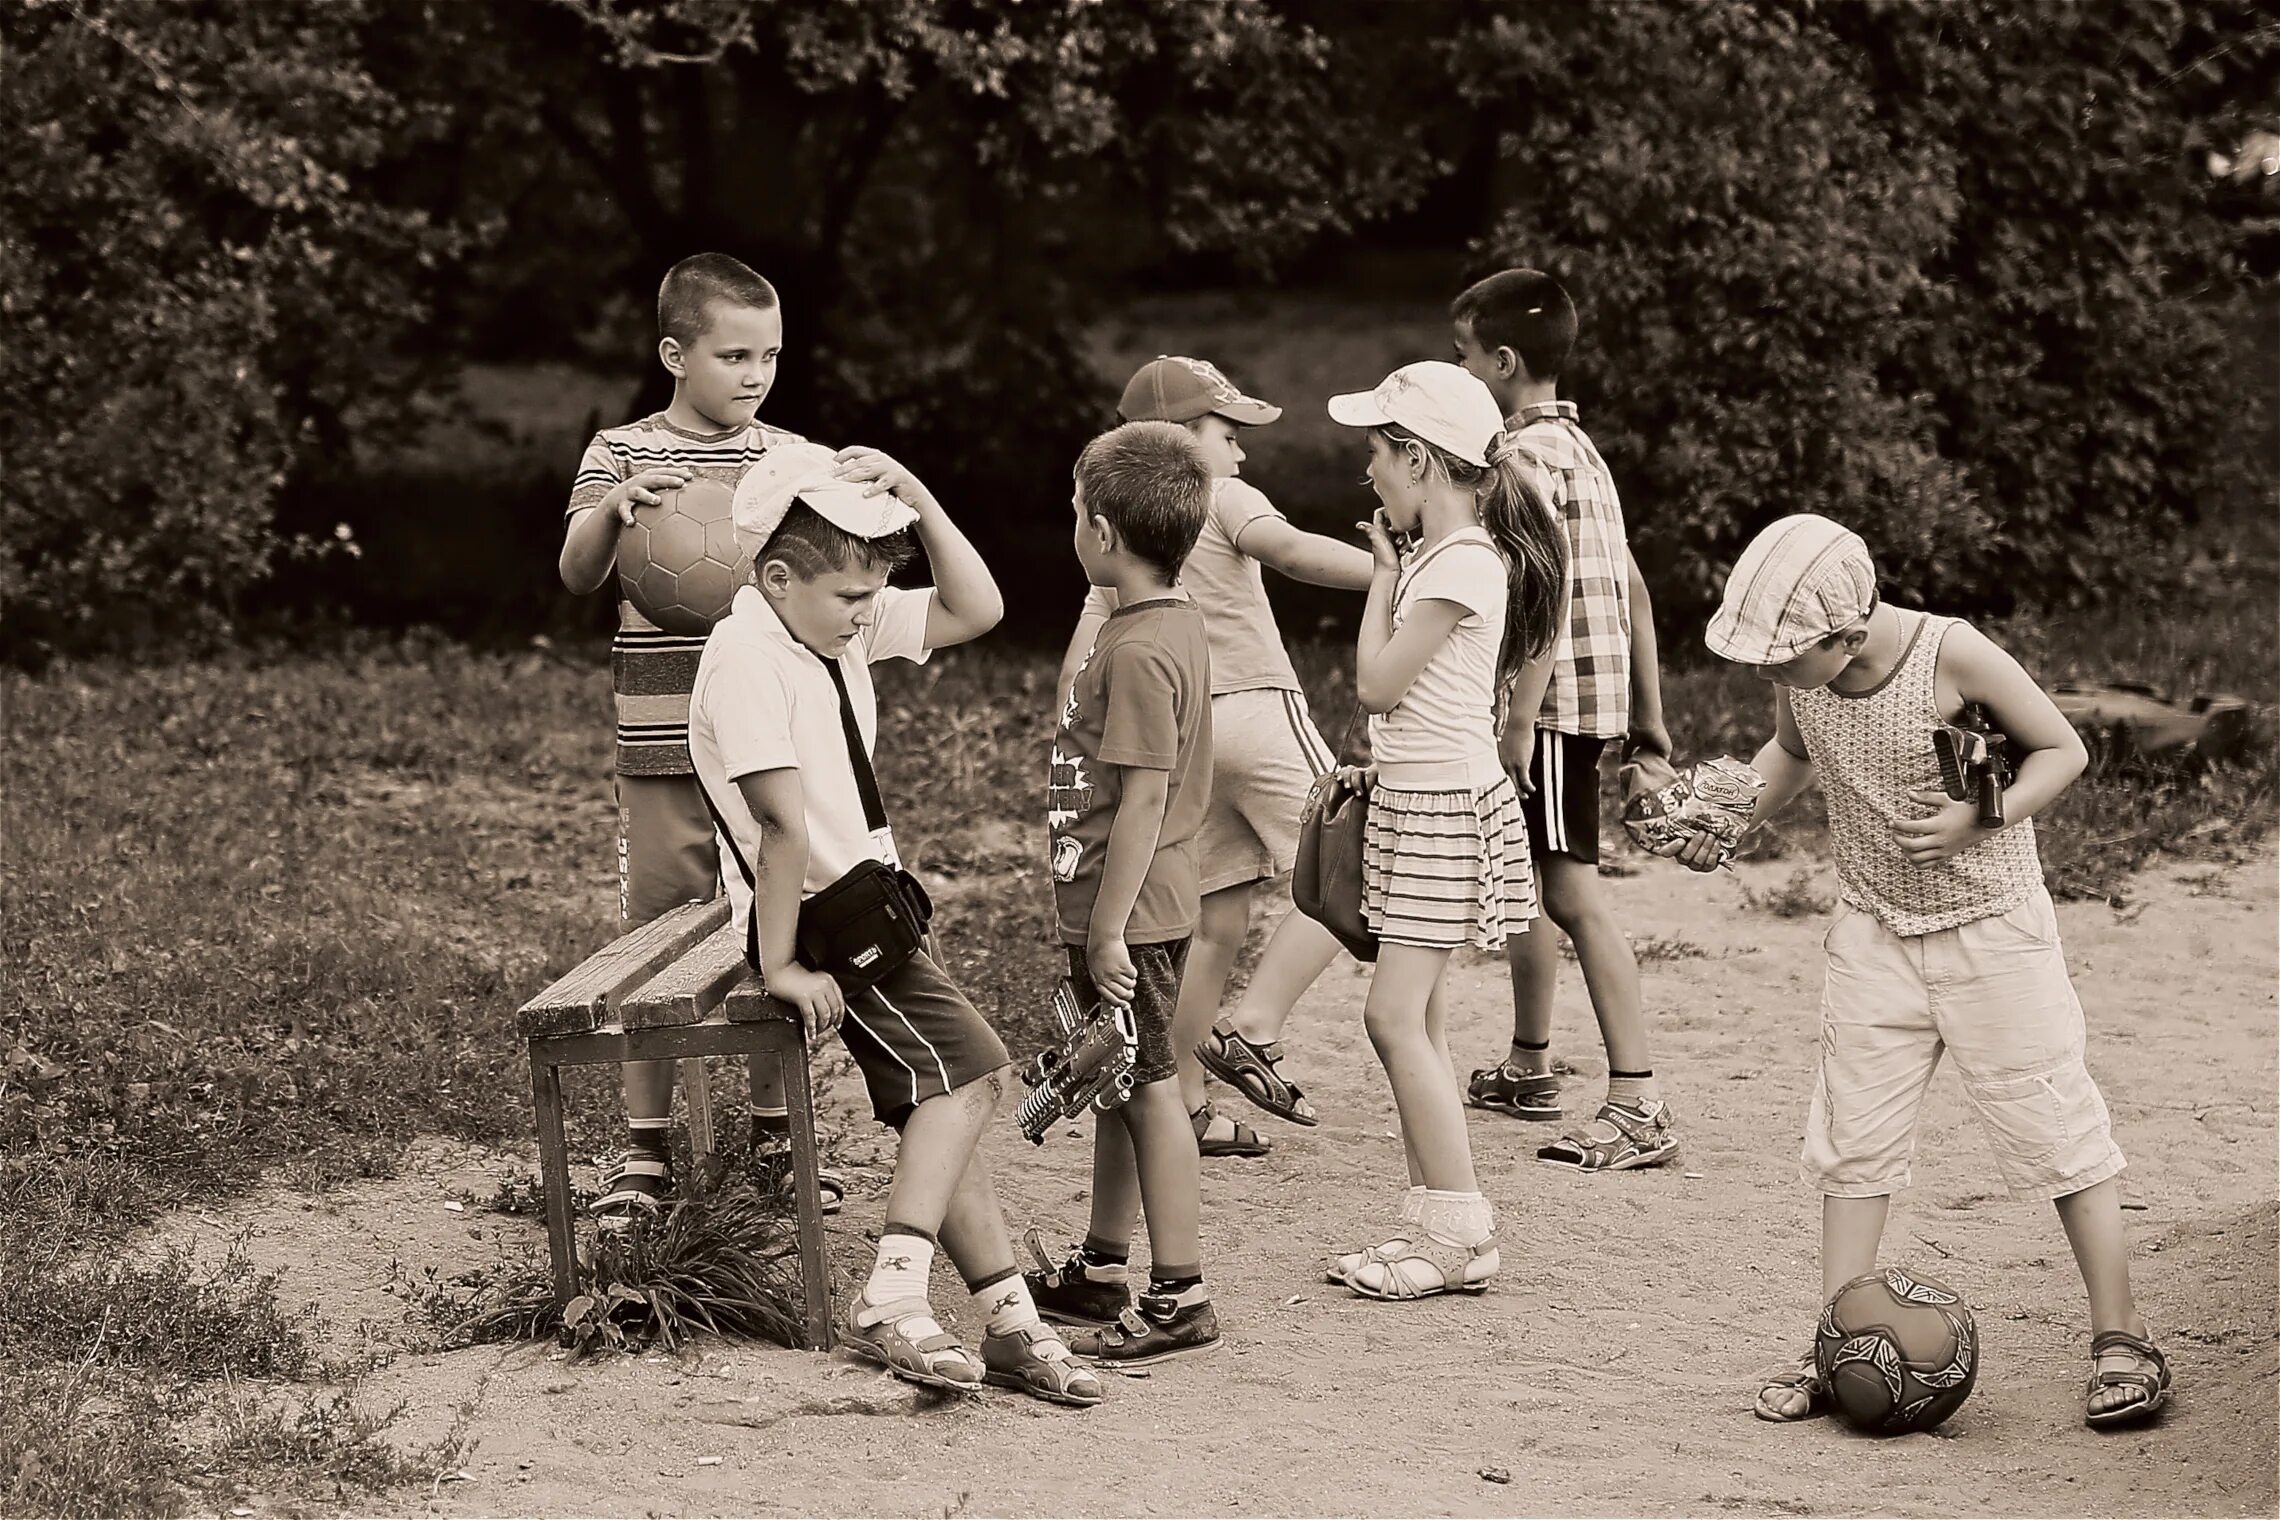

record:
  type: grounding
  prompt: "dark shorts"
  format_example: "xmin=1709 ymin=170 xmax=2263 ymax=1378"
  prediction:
xmin=1062 ymin=938 xmax=1190 ymax=1087
xmin=1512 ymin=730 xmax=1608 ymax=865
xmin=838 ymin=947 xmax=1011 ymax=1128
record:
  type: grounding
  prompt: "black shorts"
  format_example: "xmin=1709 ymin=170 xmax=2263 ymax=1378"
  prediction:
xmin=838 ymin=947 xmax=1011 ymax=1128
xmin=1512 ymin=730 xmax=1608 ymax=865
xmin=1063 ymin=938 xmax=1189 ymax=1086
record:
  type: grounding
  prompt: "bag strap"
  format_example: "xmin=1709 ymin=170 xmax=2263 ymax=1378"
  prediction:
xmin=824 ymin=660 xmax=890 ymax=833
xmin=1327 ymin=700 xmax=1365 ymax=768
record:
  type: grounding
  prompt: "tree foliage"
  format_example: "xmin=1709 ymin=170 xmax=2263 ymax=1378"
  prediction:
xmin=0 ymin=0 xmax=452 ymax=655
xmin=0 ymin=0 xmax=2266 ymax=656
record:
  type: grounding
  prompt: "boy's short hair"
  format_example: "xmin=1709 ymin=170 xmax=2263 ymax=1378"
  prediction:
xmin=1075 ymin=422 xmax=1211 ymax=580
xmin=759 ymin=502 xmax=915 ymax=582
xmin=1452 ymin=268 xmax=1579 ymax=382
xmin=658 ymin=254 xmax=779 ymax=347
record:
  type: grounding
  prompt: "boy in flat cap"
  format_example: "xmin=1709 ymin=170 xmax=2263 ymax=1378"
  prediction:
xmin=1669 ymin=514 xmax=2168 ymax=1433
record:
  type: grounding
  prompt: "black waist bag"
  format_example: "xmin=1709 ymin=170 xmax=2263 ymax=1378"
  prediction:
xmin=797 ymin=860 xmax=932 ymax=986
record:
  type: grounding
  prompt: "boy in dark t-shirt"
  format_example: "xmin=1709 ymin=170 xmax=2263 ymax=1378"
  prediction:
xmin=1031 ymin=422 xmax=1223 ymax=1366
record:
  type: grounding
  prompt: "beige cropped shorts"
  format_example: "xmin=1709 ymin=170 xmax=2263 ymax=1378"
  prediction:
xmin=1803 ymin=887 xmax=2126 ymax=1201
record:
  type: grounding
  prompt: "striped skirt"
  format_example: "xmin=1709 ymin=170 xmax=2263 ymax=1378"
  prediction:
xmin=1362 ymin=776 xmax=1536 ymax=951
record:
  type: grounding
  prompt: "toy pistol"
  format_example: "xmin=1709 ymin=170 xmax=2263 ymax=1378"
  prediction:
xmin=1015 ymin=978 xmax=1139 ymax=1145
xmin=1933 ymin=703 xmax=2013 ymax=828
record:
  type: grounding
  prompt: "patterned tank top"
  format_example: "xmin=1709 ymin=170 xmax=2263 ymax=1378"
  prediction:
xmin=1788 ymin=612 xmax=2043 ymax=936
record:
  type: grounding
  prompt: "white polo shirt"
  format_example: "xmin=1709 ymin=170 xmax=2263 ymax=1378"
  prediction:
xmin=688 ymin=583 xmax=935 ymax=926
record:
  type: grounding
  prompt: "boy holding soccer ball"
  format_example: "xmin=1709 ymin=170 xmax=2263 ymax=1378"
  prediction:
xmin=1668 ymin=514 xmax=2169 ymax=1430
xmin=558 ymin=253 xmax=842 ymax=1221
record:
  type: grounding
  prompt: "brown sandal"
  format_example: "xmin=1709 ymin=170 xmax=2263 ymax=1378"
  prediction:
xmin=2085 ymin=1329 xmax=2171 ymax=1428
xmin=1190 ymin=1100 xmax=1270 ymax=1158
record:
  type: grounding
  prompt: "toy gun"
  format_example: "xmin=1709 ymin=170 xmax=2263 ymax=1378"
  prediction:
xmin=1015 ymin=979 xmax=1139 ymax=1145
xmin=1933 ymin=703 xmax=2013 ymax=828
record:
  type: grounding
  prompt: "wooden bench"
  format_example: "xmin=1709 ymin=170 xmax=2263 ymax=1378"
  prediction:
xmin=515 ymin=897 xmax=833 ymax=1349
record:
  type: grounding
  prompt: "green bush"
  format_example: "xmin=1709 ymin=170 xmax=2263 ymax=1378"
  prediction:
xmin=1458 ymin=0 xmax=2257 ymax=625
xmin=0 ymin=0 xmax=448 ymax=661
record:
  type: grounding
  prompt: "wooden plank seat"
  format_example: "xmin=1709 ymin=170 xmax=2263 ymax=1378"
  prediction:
xmin=516 ymin=896 xmax=832 ymax=1349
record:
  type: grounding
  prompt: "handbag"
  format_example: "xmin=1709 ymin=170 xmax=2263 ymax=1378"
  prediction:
xmin=1291 ymin=706 xmax=1378 ymax=963
xmin=699 ymin=659 xmax=934 ymax=985
xmin=792 ymin=662 xmax=933 ymax=985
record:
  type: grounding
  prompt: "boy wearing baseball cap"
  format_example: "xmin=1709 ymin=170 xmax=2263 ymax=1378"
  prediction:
xmin=1673 ymin=514 xmax=2168 ymax=1431
xmin=1054 ymin=356 xmax=1374 ymax=1161
xmin=1450 ymin=267 xmax=1683 ymax=1175
xmin=687 ymin=440 xmax=1102 ymax=1408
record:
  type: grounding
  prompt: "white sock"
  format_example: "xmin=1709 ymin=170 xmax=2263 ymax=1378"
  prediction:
xmin=973 ymin=1273 xmax=1042 ymax=1338
xmin=1420 ymin=1189 xmax=1494 ymax=1247
xmin=858 ymin=1230 xmax=936 ymax=1324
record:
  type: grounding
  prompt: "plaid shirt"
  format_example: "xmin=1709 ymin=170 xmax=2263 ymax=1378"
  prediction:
xmin=1509 ymin=401 xmax=1631 ymax=739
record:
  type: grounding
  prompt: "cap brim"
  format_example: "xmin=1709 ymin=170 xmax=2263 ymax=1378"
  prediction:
xmin=1702 ymin=607 xmax=1766 ymax=666
xmin=1326 ymin=391 xmax=1389 ymax=429
xmin=1212 ymin=397 xmax=1282 ymax=426
xmin=797 ymin=478 xmax=920 ymax=539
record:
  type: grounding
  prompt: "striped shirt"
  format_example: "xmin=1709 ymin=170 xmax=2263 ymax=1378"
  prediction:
xmin=1506 ymin=401 xmax=1632 ymax=740
xmin=566 ymin=414 xmax=804 ymax=775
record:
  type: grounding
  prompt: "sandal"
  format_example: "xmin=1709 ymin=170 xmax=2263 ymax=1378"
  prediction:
xmin=1345 ymin=1234 xmax=1499 ymax=1300
xmin=589 ymin=1153 xmax=670 ymax=1227
xmin=1537 ymin=1098 xmax=1679 ymax=1172
xmin=842 ymin=1296 xmax=983 ymax=1394
xmin=981 ymin=1323 xmax=1104 ymax=1407
xmin=750 ymin=1147 xmax=847 ymax=1216
xmin=2085 ymin=1329 xmax=2171 ymax=1428
xmin=1754 ymin=1352 xmax=1829 ymax=1423
xmin=1191 ymin=1100 xmax=1270 ymax=1159
xmin=1196 ymin=1026 xmax=1320 ymax=1126
xmin=1466 ymin=1063 xmax=1563 ymax=1122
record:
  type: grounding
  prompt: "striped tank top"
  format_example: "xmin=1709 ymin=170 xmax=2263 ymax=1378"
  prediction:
xmin=1788 ymin=612 xmax=2042 ymax=936
xmin=566 ymin=414 xmax=803 ymax=775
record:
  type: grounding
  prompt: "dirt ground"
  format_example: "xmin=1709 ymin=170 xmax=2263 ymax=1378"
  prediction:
xmin=156 ymin=845 xmax=2277 ymax=1518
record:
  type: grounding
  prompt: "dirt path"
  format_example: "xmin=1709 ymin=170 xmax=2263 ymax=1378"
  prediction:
xmin=162 ymin=847 xmax=2277 ymax=1518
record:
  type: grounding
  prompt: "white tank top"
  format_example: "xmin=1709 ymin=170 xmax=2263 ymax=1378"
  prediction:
xmin=1788 ymin=613 xmax=2043 ymax=936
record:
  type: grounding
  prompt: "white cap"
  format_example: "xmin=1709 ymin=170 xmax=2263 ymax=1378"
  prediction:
xmin=732 ymin=440 xmax=920 ymax=557
xmin=1326 ymin=361 xmax=1506 ymax=467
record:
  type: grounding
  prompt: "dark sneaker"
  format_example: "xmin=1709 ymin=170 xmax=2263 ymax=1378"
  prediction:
xmin=1065 ymin=1291 xmax=1222 ymax=1367
xmin=1021 ymin=1230 xmax=1132 ymax=1327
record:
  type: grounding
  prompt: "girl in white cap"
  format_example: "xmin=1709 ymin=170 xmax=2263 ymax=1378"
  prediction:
xmin=1319 ymin=360 xmax=1569 ymax=1299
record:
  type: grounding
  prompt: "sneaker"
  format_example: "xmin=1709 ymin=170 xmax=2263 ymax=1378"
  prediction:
xmin=1537 ymin=1097 xmax=1679 ymax=1172
xmin=1065 ymin=1290 xmax=1222 ymax=1367
xmin=981 ymin=1323 xmax=1104 ymax=1407
xmin=1022 ymin=1249 xmax=1132 ymax=1328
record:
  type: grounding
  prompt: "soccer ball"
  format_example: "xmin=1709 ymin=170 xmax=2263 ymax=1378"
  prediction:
xmin=616 ymin=476 xmax=748 ymax=635
xmin=1814 ymin=1267 xmax=1979 ymax=1435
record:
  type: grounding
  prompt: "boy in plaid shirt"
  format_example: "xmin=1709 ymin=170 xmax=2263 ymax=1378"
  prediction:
xmin=1449 ymin=268 xmax=1683 ymax=1173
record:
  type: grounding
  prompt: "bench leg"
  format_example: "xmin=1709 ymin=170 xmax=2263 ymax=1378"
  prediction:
xmin=680 ymin=1057 xmax=715 ymax=1195
xmin=771 ymin=1028 xmax=833 ymax=1351
xmin=529 ymin=1052 xmax=578 ymax=1306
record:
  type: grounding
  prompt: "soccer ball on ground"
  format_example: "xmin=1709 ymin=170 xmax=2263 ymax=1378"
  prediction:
xmin=1814 ymin=1266 xmax=1979 ymax=1435
xmin=617 ymin=477 xmax=748 ymax=635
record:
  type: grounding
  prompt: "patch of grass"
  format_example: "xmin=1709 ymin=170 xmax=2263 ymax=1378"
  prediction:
xmin=7 ymin=1236 xmax=316 ymax=1381
xmin=1740 ymin=867 xmax=1836 ymax=920
xmin=0 ymin=1368 xmax=468 ymax=1519
xmin=430 ymin=1187 xmax=805 ymax=1360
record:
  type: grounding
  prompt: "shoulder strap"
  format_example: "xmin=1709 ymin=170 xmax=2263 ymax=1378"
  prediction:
xmin=823 ymin=660 xmax=890 ymax=833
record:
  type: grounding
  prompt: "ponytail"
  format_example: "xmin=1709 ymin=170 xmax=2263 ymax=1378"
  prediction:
xmin=1371 ymin=421 xmax=1569 ymax=731
xmin=1478 ymin=435 xmax=1567 ymax=728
